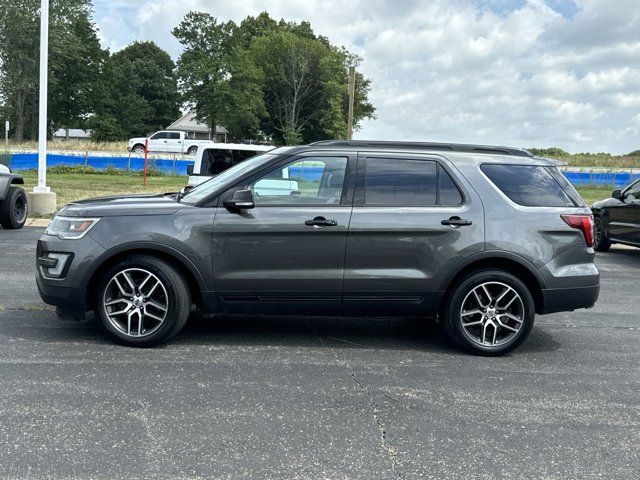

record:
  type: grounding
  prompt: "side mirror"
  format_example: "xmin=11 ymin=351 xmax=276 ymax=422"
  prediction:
xmin=224 ymin=188 xmax=254 ymax=210
xmin=186 ymin=164 xmax=194 ymax=176
xmin=612 ymin=189 xmax=622 ymax=200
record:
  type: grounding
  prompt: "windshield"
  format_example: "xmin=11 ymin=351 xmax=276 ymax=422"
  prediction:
xmin=180 ymin=152 xmax=278 ymax=204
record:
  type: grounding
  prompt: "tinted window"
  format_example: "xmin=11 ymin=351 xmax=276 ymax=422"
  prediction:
xmin=201 ymin=149 xmax=262 ymax=175
xmin=438 ymin=165 xmax=463 ymax=205
xmin=481 ymin=164 xmax=576 ymax=207
xmin=364 ymin=158 xmax=437 ymax=206
xmin=626 ymin=180 xmax=640 ymax=202
xmin=251 ymin=157 xmax=347 ymax=206
xmin=150 ymin=132 xmax=168 ymax=139
xmin=167 ymin=132 xmax=181 ymax=140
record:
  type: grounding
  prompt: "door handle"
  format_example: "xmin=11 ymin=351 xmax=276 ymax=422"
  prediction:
xmin=305 ymin=216 xmax=338 ymax=227
xmin=441 ymin=216 xmax=472 ymax=227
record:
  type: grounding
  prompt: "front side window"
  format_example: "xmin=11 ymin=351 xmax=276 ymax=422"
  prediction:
xmin=250 ymin=157 xmax=348 ymax=206
xmin=363 ymin=158 xmax=462 ymax=206
xmin=626 ymin=180 xmax=640 ymax=203
xmin=481 ymin=164 xmax=577 ymax=207
xmin=150 ymin=132 xmax=168 ymax=140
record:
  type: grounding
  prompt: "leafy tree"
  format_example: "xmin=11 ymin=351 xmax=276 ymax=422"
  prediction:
xmin=250 ymin=31 xmax=328 ymax=144
xmin=173 ymin=12 xmax=265 ymax=141
xmin=173 ymin=11 xmax=375 ymax=144
xmin=0 ymin=0 xmax=39 ymax=141
xmin=0 ymin=0 xmax=107 ymax=141
xmin=91 ymin=41 xmax=181 ymax=140
xmin=49 ymin=1 xmax=106 ymax=135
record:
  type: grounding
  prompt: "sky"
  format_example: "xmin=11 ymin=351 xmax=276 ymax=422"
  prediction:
xmin=92 ymin=0 xmax=640 ymax=154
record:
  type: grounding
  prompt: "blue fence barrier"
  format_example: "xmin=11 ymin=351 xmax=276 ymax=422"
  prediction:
xmin=8 ymin=153 xmax=194 ymax=176
xmin=5 ymin=152 xmax=640 ymax=187
xmin=562 ymin=171 xmax=640 ymax=188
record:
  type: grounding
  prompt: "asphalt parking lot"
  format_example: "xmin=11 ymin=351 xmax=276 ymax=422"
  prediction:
xmin=0 ymin=227 xmax=639 ymax=479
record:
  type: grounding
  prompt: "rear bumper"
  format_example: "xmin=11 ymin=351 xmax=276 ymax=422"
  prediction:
xmin=540 ymin=284 xmax=600 ymax=314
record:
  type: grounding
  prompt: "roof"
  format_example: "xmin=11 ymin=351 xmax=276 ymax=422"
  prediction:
xmin=167 ymin=112 xmax=228 ymax=135
xmin=309 ymin=140 xmax=533 ymax=157
xmin=53 ymin=128 xmax=92 ymax=139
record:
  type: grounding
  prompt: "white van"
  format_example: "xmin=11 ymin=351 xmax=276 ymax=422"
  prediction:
xmin=187 ymin=143 xmax=274 ymax=187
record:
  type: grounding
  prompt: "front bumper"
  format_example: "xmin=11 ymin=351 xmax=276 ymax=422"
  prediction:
xmin=540 ymin=284 xmax=600 ymax=314
xmin=36 ymin=233 xmax=106 ymax=311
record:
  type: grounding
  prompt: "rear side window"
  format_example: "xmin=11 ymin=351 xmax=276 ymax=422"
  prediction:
xmin=363 ymin=158 xmax=462 ymax=206
xmin=481 ymin=164 xmax=577 ymax=207
xmin=201 ymin=149 xmax=260 ymax=175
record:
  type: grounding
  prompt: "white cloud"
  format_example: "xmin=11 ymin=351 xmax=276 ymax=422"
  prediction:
xmin=92 ymin=0 xmax=640 ymax=153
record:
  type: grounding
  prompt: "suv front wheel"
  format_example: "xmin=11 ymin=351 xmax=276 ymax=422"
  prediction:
xmin=95 ymin=255 xmax=191 ymax=347
xmin=442 ymin=270 xmax=535 ymax=356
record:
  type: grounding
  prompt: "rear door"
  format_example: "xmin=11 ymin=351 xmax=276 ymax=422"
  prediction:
xmin=609 ymin=180 xmax=640 ymax=245
xmin=343 ymin=152 xmax=485 ymax=316
xmin=211 ymin=151 xmax=356 ymax=315
xmin=165 ymin=132 xmax=182 ymax=153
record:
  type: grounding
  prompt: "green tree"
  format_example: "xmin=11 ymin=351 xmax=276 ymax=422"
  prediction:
xmin=91 ymin=41 xmax=181 ymax=140
xmin=0 ymin=0 xmax=107 ymax=141
xmin=49 ymin=0 xmax=107 ymax=136
xmin=173 ymin=11 xmax=375 ymax=144
xmin=173 ymin=12 xmax=265 ymax=141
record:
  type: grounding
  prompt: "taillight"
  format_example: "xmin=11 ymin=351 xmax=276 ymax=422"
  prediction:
xmin=561 ymin=214 xmax=594 ymax=247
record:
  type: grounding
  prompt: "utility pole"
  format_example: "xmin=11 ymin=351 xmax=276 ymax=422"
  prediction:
xmin=29 ymin=0 xmax=57 ymax=214
xmin=347 ymin=66 xmax=356 ymax=140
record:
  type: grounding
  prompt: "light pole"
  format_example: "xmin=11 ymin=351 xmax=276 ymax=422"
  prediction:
xmin=29 ymin=0 xmax=57 ymax=214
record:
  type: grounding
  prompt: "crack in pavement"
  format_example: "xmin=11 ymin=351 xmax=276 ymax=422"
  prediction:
xmin=319 ymin=335 xmax=403 ymax=479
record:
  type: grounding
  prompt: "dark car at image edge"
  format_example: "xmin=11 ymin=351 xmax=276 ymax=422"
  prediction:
xmin=592 ymin=178 xmax=640 ymax=251
xmin=36 ymin=141 xmax=600 ymax=355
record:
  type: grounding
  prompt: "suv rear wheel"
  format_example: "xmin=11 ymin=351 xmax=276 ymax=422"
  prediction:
xmin=95 ymin=255 xmax=191 ymax=347
xmin=442 ymin=270 xmax=535 ymax=356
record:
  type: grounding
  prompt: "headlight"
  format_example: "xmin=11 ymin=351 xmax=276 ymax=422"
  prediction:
xmin=45 ymin=216 xmax=100 ymax=240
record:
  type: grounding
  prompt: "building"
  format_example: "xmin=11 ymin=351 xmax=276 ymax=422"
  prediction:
xmin=53 ymin=128 xmax=92 ymax=141
xmin=166 ymin=112 xmax=228 ymax=142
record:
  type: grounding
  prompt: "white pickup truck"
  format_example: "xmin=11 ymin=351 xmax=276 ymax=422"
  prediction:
xmin=127 ymin=131 xmax=206 ymax=155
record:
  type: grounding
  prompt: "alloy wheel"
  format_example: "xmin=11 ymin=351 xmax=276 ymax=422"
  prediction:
xmin=103 ymin=268 xmax=169 ymax=338
xmin=459 ymin=281 xmax=524 ymax=347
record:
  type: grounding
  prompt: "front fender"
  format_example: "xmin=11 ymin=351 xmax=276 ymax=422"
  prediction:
xmin=0 ymin=174 xmax=24 ymax=200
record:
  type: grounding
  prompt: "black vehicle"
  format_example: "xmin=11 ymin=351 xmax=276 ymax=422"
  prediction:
xmin=592 ymin=179 xmax=640 ymax=251
xmin=0 ymin=164 xmax=28 ymax=229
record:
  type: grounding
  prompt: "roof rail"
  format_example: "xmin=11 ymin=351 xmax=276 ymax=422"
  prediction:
xmin=308 ymin=140 xmax=533 ymax=157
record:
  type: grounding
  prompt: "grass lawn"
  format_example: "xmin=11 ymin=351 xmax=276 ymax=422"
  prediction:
xmin=574 ymin=185 xmax=614 ymax=205
xmin=21 ymin=172 xmax=187 ymax=210
xmin=17 ymin=171 xmax=615 ymax=216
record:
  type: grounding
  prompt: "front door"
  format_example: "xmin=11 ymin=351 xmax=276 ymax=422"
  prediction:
xmin=343 ymin=153 xmax=485 ymax=316
xmin=147 ymin=132 xmax=168 ymax=152
xmin=608 ymin=180 xmax=640 ymax=245
xmin=212 ymin=153 xmax=355 ymax=315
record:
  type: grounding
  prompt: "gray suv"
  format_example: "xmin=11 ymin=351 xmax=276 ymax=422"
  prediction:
xmin=36 ymin=141 xmax=599 ymax=355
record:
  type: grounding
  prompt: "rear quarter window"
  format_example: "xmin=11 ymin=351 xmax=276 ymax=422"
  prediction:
xmin=481 ymin=164 xmax=578 ymax=207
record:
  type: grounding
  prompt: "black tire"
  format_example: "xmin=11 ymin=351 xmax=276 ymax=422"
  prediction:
xmin=442 ymin=269 xmax=535 ymax=356
xmin=0 ymin=186 xmax=28 ymax=229
xmin=132 ymin=144 xmax=145 ymax=154
xmin=187 ymin=146 xmax=198 ymax=156
xmin=95 ymin=254 xmax=191 ymax=347
xmin=593 ymin=216 xmax=611 ymax=252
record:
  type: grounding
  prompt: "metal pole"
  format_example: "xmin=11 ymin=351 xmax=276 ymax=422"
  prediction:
xmin=4 ymin=120 xmax=8 ymax=148
xmin=35 ymin=0 xmax=49 ymax=193
xmin=347 ymin=66 xmax=356 ymax=140
xmin=143 ymin=138 xmax=148 ymax=186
